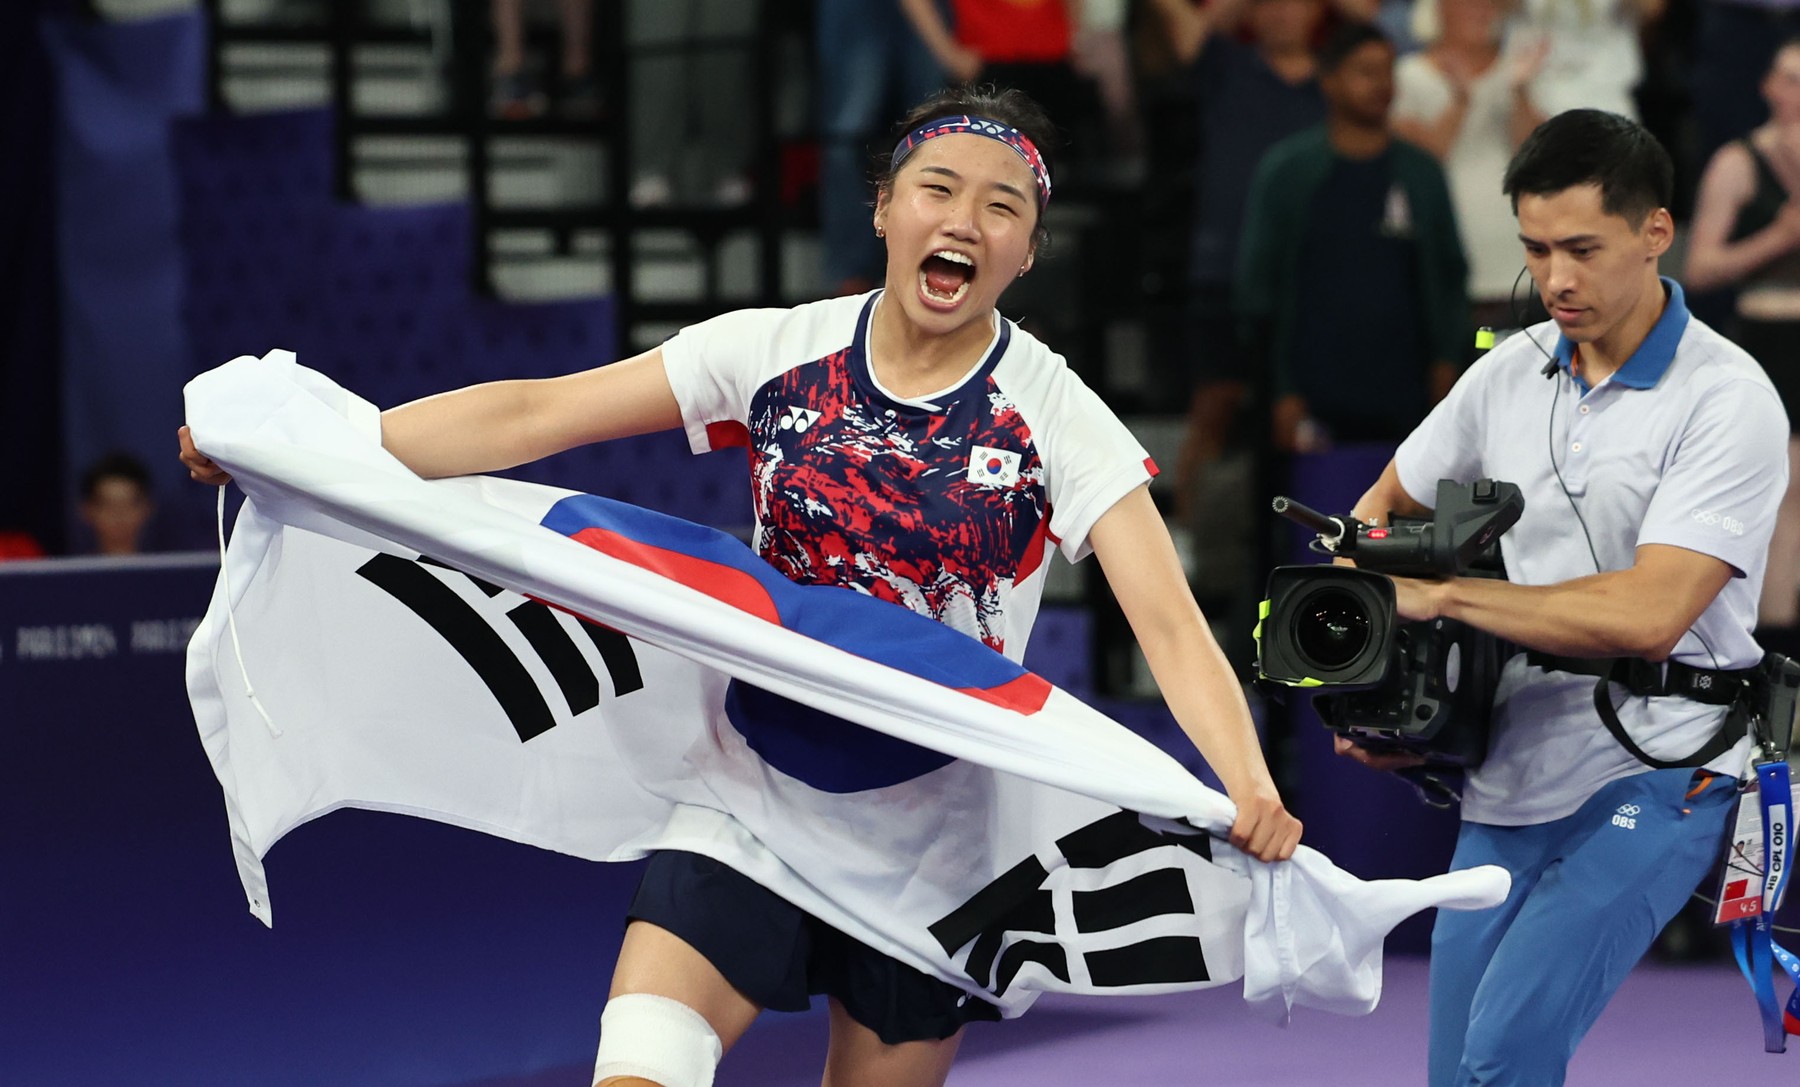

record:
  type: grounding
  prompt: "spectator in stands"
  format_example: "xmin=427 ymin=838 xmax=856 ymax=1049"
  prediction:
xmin=898 ymin=0 xmax=1100 ymax=168
xmin=1694 ymin=0 xmax=1800 ymax=167
xmin=1392 ymin=0 xmax=1549 ymax=330
xmin=1685 ymin=37 xmax=1800 ymax=651
xmin=78 ymin=451 xmax=155 ymax=556
xmin=626 ymin=0 xmax=755 ymax=208
xmin=1507 ymin=0 xmax=1664 ymax=122
xmin=1236 ymin=21 xmax=1469 ymax=453
xmin=817 ymin=0 xmax=945 ymax=296
xmin=490 ymin=0 xmax=600 ymax=120
xmin=1150 ymin=0 xmax=1336 ymax=497
xmin=1072 ymin=0 xmax=1147 ymax=177
xmin=0 ymin=530 xmax=46 ymax=562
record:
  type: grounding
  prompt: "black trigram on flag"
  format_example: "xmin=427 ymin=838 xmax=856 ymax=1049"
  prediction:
xmin=356 ymin=553 xmax=642 ymax=742
xmin=929 ymin=810 xmax=1220 ymax=997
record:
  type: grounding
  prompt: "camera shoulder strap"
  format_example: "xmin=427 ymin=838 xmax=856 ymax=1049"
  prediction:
xmin=1525 ymin=651 xmax=1754 ymax=770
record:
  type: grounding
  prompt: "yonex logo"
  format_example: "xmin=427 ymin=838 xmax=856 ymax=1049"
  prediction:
xmin=1612 ymin=803 xmax=1641 ymax=830
xmin=357 ymin=554 xmax=642 ymax=742
xmin=781 ymin=406 xmax=821 ymax=433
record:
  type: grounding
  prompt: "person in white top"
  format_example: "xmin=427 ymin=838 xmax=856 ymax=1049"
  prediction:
xmin=180 ymin=85 xmax=1301 ymax=1087
xmin=1684 ymin=39 xmax=1800 ymax=646
xmin=1509 ymin=0 xmax=1665 ymax=121
xmin=1392 ymin=0 xmax=1549 ymax=328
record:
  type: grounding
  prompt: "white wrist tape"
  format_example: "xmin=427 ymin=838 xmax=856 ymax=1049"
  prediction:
xmin=592 ymin=993 xmax=723 ymax=1087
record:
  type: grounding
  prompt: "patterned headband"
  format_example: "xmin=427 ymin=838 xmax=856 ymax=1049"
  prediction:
xmin=890 ymin=114 xmax=1052 ymax=207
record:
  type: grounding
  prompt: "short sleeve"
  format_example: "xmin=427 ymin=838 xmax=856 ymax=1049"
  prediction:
xmin=1392 ymin=53 xmax=1450 ymax=127
xmin=1037 ymin=375 xmax=1155 ymax=563
xmin=1636 ymin=377 xmax=1789 ymax=575
xmin=1394 ymin=351 xmax=1497 ymax=508
xmin=659 ymin=308 xmax=782 ymax=454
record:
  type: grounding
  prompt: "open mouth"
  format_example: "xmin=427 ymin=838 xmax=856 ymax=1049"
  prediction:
xmin=919 ymin=250 xmax=976 ymax=306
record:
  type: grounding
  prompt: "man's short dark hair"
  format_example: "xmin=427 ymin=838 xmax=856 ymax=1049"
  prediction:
xmin=1501 ymin=109 xmax=1674 ymax=227
xmin=80 ymin=450 xmax=152 ymax=501
xmin=1317 ymin=22 xmax=1391 ymax=74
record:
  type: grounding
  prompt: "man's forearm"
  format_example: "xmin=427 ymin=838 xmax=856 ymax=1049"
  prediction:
xmin=1432 ymin=571 xmax=1682 ymax=661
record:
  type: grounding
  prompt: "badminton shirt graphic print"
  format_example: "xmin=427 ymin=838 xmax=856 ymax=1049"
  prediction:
xmin=664 ymin=291 xmax=1156 ymax=658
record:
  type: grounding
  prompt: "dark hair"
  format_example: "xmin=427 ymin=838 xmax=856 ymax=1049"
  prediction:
xmin=872 ymin=84 xmax=1060 ymax=250
xmin=80 ymin=450 xmax=152 ymax=501
xmin=1316 ymin=21 xmax=1392 ymax=75
xmin=1502 ymin=109 xmax=1673 ymax=227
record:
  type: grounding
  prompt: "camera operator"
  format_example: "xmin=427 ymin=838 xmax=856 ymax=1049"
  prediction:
xmin=1343 ymin=109 xmax=1790 ymax=1086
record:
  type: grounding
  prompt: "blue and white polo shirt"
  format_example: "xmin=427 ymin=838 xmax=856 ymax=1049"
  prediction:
xmin=1395 ymin=279 xmax=1790 ymax=825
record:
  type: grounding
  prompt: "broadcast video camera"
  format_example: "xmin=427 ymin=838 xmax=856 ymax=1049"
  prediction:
xmin=1254 ymin=479 xmax=1525 ymax=769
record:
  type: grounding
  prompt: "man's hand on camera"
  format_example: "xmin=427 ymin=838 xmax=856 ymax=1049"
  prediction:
xmin=1388 ymin=574 xmax=1448 ymax=622
xmin=1333 ymin=733 xmax=1428 ymax=772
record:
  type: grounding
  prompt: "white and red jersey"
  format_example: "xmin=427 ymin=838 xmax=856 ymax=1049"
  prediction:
xmin=662 ymin=291 xmax=1155 ymax=659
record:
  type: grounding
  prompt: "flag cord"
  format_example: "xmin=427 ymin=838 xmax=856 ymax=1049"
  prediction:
xmin=217 ymin=486 xmax=283 ymax=738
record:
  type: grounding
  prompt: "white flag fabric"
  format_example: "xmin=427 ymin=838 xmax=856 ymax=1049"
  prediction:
xmin=183 ymin=352 xmax=1508 ymax=1023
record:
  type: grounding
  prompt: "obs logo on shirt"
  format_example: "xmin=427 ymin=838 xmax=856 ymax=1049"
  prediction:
xmin=1612 ymin=803 xmax=1641 ymax=830
xmin=1691 ymin=508 xmax=1745 ymax=536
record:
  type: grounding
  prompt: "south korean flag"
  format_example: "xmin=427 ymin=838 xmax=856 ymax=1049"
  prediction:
xmin=967 ymin=445 xmax=1022 ymax=488
xmin=930 ymin=808 xmax=1247 ymax=1000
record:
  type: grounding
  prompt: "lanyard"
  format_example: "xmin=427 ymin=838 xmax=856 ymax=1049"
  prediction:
xmin=1730 ymin=760 xmax=1795 ymax=1053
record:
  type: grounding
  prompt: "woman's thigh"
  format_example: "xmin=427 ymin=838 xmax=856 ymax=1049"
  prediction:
xmin=608 ymin=920 xmax=764 ymax=1052
xmin=821 ymin=998 xmax=964 ymax=1087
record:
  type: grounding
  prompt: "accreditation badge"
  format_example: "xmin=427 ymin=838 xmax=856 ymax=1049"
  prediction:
xmin=1716 ymin=782 xmax=1766 ymax=925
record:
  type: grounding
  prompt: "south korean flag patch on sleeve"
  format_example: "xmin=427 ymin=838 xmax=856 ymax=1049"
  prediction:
xmin=967 ymin=445 xmax=1021 ymax=488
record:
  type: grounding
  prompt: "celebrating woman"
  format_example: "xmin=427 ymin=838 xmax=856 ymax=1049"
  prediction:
xmin=182 ymin=85 xmax=1300 ymax=1087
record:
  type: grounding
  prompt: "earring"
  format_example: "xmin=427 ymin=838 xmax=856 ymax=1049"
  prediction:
xmin=876 ymin=226 xmax=885 ymax=238
xmin=1017 ymin=266 xmax=1027 ymax=278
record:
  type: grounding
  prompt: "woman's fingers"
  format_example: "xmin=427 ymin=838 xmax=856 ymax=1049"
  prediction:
xmin=178 ymin=425 xmax=232 ymax=485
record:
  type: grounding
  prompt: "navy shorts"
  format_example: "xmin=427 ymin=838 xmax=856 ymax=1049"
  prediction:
xmin=626 ymin=850 xmax=1002 ymax=1045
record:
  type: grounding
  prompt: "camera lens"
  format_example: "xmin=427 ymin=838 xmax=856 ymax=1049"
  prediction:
xmin=1294 ymin=587 xmax=1372 ymax=670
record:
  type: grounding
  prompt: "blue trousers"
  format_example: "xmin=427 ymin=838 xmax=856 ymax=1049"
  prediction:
xmin=1428 ymin=767 xmax=1736 ymax=1087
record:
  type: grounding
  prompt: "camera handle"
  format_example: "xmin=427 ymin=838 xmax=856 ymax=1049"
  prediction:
xmin=1271 ymin=496 xmax=1355 ymax=552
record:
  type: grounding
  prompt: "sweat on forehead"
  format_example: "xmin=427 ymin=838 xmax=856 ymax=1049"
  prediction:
xmin=890 ymin=115 xmax=1053 ymax=207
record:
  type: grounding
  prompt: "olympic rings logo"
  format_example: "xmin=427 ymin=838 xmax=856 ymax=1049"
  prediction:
xmin=1617 ymin=804 xmax=1641 ymax=816
xmin=1692 ymin=509 xmax=1746 ymax=536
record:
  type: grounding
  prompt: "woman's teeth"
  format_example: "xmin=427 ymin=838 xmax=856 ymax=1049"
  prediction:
xmin=920 ymin=271 xmax=970 ymax=303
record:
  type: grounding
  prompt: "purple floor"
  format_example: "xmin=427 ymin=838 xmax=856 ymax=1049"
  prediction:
xmin=470 ymin=956 xmax=1793 ymax=1087
xmin=7 ymin=562 xmax=1796 ymax=1087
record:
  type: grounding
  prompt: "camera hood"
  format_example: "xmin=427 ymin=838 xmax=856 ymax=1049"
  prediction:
xmin=1257 ymin=566 xmax=1397 ymax=690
